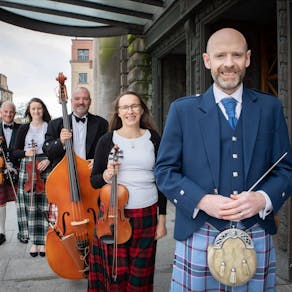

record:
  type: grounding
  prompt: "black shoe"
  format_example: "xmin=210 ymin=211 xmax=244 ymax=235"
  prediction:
xmin=29 ymin=252 xmax=38 ymax=257
xmin=17 ymin=233 xmax=28 ymax=244
xmin=39 ymin=252 xmax=46 ymax=257
xmin=0 ymin=233 xmax=6 ymax=245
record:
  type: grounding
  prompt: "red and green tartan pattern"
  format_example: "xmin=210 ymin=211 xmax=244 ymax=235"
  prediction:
xmin=0 ymin=183 xmax=17 ymax=205
xmin=88 ymin=204 xmax=158 ymax=292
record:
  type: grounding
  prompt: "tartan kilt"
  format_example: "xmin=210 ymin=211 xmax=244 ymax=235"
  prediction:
xmin=88 ymin=203 xmax=158 ymax=292
xmin=170 ymin=222 xmax=276 ymax=292
xmin=16 ymin=156 xmax=50 ymax=245
xmin=0 ymin=183 xmax=17 ymax=205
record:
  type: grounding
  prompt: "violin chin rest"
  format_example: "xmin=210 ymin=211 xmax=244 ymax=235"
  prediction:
xmin=100 ymin=235 xmax=114 ymax=245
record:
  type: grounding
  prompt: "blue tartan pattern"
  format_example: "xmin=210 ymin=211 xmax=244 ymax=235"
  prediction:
xmin=16 ymin=157 xmax=49 ymax=244
xmin=170 ymin=223 xmax=276 ymax=292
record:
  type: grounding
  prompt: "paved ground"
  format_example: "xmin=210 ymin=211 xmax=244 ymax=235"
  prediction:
xmin=0 ymin=202 xmax=291 ymax=292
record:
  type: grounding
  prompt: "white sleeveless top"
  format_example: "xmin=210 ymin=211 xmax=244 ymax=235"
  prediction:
xmin=112 ymin=129 xmax=158 ymax=209
xmin=24 ymin=122 xmax=48 ymax=154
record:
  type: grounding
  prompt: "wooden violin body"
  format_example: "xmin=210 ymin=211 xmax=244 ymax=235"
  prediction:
xmin=0 ymin=156 xmax=4 ymax=185
xmin=24 ymin=160 xmax=45 ymax=193
xmin=97 ymin=183 xmax=131 ymax=244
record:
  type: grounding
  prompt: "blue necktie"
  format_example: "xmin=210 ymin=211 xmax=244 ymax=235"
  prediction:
xmin=221 ymin=98 xmax=238 ymax=129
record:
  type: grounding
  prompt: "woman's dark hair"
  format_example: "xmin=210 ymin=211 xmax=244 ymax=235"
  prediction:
xmin=109 ymin=91 xmax=156 ymax=131
xmin=24 ymin=97 xmax=51 ymax=123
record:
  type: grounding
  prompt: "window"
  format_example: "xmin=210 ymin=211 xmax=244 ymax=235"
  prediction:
xmin=79 ymin=73 xmax=88 ymax=83
xmin=77 ymin=49 xmax=89 ymax=61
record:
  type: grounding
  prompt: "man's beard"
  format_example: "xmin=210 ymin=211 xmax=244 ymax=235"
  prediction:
xmin=75 ymin=105 xmax=87 ymax=115
xmin=212 ymin=68 xmax=245 ymax=91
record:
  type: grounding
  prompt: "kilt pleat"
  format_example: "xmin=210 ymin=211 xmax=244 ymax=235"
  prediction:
xmin=88 ymin=203 xmax=158 ymax=292
xmin=0 ymin=183 xmax=17 ymax=205
xmin=170 ymin=223 xmax=276 ymax=292
xmin=16 ymin=157 xmax=49 ymax=245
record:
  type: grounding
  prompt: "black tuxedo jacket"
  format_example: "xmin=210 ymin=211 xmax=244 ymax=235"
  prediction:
xmin=0 ymin=121 xmax=21 ymax=166
xmin=43 ymin=113 xmax=108 ymax=169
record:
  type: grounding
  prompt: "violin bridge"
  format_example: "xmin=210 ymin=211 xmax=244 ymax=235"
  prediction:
xmin=71 ymin=218 xmax=90 ymax=226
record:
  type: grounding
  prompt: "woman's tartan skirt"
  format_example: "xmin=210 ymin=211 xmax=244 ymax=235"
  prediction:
xmin=88 ymin=203 xmax=158 ymax=292
xmin=16 ymin=157 xmax=49 ymax=245
xmin=170 ymin=222 xmax=276 ymax=292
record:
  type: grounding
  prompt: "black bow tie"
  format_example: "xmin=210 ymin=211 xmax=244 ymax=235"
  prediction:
xmin=4 ymin=124 xmax=13 ymax=129
xmin=74 ymin=116 xmax=86 ymax=123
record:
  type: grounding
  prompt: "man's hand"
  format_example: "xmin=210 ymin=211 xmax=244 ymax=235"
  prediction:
xmin=87 ymin=159 xmax=93 ymax=169
xmin=197 ymin=194 xmax=235 ymax=219
xmin=60 ymin=128 xmax=72 ymax=145
xmin=220 ymin=191 xmax=266 ymax=221
xmin=197 ymin=191 xmax=266 ymax=221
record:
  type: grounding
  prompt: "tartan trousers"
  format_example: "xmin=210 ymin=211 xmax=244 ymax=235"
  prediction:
xmin=170 ymin=222 xmax=276 ymax=292
xmin=16 ymin=157 xmax=49 ymax=245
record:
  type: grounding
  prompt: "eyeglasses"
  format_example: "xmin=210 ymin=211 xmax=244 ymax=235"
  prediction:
xmin=118 ymin=104 xmax=141 ymax=112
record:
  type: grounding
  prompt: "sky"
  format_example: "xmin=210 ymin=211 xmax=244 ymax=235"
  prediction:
xmin=0 ymin=21 xmax=72 ymax=118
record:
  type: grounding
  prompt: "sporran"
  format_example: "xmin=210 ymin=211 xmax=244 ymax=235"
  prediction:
xmin=207 ymin=227 xmax=256 ymax=286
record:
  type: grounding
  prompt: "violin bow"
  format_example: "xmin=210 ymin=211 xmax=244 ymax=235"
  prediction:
xmin=29 ymin=139 xmax=37 ymax=208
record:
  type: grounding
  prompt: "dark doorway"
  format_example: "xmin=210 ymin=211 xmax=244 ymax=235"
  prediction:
xmin=161 ymin=54 xmax=186 ymax=126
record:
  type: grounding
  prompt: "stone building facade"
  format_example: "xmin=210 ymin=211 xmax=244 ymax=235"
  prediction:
xmin=0 ymin=74 xmax=13 ymax=103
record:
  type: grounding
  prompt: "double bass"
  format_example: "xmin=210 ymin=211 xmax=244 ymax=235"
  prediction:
xmin=45 ymin=73 xmax=99 ymax=279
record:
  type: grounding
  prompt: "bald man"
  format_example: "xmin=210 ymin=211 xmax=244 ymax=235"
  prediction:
xmin=155 ymin=28 xmax=292 ymax=290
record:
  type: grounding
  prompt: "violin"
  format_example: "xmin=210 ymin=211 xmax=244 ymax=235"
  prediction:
xmin=0 ymin=155 xmax=4 ymax=185
xmin=96 ymin=145 xmax=132 ymax=280
xmin=0 ymin=136 xmax=17 ymax=200
xmin=45 ymin=72 xmax=99 ymax=279
xmin=24 ymin=139 xmax=45 ymax=194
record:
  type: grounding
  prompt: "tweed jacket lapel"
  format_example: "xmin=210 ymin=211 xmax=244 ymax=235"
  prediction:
xmin=198 ymin=87 xmax=221 ymax=190
xmin=241 ymin=88 xmax=261 ymax=181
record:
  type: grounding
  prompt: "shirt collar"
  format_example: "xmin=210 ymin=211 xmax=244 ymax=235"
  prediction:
xmin=213 ymin=83 xmax=243 ymax=104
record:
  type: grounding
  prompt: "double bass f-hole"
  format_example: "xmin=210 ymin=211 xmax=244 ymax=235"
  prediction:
xmin=97 ymin=145 xmax=132 ymax=280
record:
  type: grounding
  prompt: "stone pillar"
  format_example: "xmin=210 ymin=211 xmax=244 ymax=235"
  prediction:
xmin=127 ymin=35 xmax=151 ymax=106
xmin=275 ymin=0 xmax=292 ymax=281
xmin=93 ymin=37 xmax=121 ymax=120
xmin=120 ymin=36 xmax=128 ymax=92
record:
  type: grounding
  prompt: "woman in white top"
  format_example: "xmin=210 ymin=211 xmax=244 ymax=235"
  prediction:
xmin=13 ymin=98 xmax=51 ymax=257
xmin=88 ymin=91 xmax=167 ymax=292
